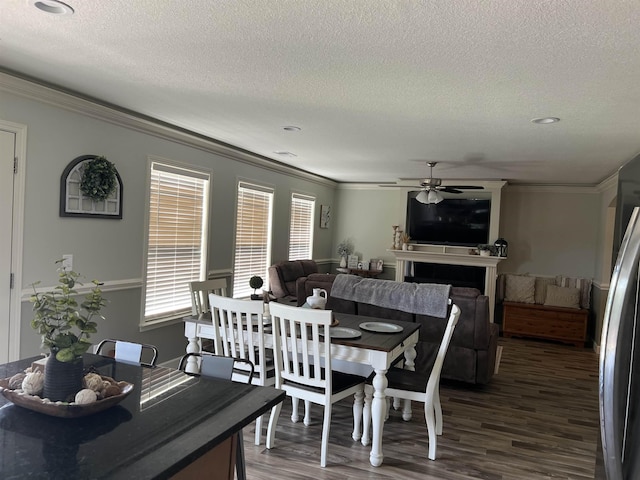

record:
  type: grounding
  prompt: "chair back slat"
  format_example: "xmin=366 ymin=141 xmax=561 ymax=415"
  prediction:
xmin=189 ymin=278 xmax=228 ymax=315
xmin=269 ymin=302 xmax=332 ymax=392
xmin=208 ymin=293 xmax=268 ymax=383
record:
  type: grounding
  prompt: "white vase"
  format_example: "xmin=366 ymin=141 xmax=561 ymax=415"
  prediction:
xmin=306 ymin=288 xmax=327 ymax=309
xmin=340 ymin=256 xmax=347 ymax=268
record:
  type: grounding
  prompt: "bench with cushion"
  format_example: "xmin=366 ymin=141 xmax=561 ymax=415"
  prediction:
xmin=497 ymin=273 xmax=592 ymax=347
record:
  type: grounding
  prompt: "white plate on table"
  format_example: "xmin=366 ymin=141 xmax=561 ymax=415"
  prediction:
xmin=325 ymin=327 xmax=361 ymax=339
xmin=359 ymin=322 xmax=404 ymax=333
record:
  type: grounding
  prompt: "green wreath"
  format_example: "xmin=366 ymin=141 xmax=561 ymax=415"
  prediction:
xmin=80 ymin=156 xmax=118 ymax=202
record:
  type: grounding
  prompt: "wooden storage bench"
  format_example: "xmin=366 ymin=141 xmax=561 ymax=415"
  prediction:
xmin=502 ymin=301 xmax=588 ymax=348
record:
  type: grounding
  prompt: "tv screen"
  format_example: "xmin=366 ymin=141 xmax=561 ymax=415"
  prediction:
xmin=406 ymin=193 xmax=491 ymax=247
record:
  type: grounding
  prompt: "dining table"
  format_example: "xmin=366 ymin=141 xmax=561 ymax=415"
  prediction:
xmin=183 ymin=310 xmax=421 ymax=467
xmin=0 ymin=353 xmax=285 ymax=479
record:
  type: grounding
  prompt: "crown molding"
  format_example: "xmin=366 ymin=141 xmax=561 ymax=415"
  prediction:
xmin=504 ymin=184 xmax=600 ymax=194
xmin=595 ymin=171 xmax=619 ymax=193
xmin=0 ymin=71 xmax=337 ymax=189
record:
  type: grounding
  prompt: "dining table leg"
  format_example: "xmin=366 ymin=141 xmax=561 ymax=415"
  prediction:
xmin=369 ymin=367 xmax=388 ymax=467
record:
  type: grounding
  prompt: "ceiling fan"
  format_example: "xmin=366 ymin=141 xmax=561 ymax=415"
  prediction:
xmin=413 ymin=162 xmax=483 ymax=204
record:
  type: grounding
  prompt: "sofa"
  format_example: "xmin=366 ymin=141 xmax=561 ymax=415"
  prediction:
xmin=296 ymin=273 xmax=498 ymax=384
xmin=268 ymin=259 xmax=318 ymax=305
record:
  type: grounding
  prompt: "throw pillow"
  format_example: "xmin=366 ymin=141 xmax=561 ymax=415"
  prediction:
xmin=544 ymin=285 xmax=581 ymax=309
xmin=534 ymin=277 xmax=557 ymax=304
xmin=504 ymin=274 xmax=535 ymax=304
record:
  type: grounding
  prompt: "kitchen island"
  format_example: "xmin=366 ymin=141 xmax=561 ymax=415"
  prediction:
xmin=0 ymin=354 xmax=285 ymax=479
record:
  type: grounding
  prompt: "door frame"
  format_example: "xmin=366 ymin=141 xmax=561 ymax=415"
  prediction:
xmin=1 ymin=119 xmax=27 ymax=362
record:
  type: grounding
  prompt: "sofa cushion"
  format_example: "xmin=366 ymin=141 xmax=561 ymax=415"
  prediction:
xmin=544 ymin=285 xmax=581 ymax=309
xmin=534 ymin=276 xmax=557 ymax=304
xmin=504 ymin=274 xmax=535 ymax=304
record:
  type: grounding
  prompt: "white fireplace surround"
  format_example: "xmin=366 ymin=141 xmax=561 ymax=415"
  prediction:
xmin=390 ymin=246 xmax=504 ymax=322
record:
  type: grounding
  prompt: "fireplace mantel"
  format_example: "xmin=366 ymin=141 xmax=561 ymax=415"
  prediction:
xmin=389 ymin=246 xmax=505 ymax=322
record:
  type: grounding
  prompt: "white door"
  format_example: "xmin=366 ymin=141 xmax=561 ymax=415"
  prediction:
xmin=0 ymin=130 xmax=15 ymax=363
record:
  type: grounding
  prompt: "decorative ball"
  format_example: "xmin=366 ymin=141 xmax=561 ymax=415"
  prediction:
xmin=75 ymin=388 xmax=97 ymax=404
xmin=103 ymin=384 xmax=122 ymax=398
xmin=84 ymin=373 xmax=103 ymax=392
xmin=21 ymin=371 xmax=44 ymax=395
xmin=8 ymin=372 xmax=27 ymax=390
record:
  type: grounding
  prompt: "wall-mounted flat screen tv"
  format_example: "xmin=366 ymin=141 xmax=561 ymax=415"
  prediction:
xmin=406 ymin=193 xmax=491 ymax=247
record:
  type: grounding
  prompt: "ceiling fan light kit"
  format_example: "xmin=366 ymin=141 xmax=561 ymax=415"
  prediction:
xmin=413 ymin=162 xmax=481 ymax=204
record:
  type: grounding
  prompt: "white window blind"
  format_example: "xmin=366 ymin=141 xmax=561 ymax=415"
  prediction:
xmin=288 ymin=193 xmax=315 ymax=260
xmin=143 ymin=161 xmax=210 ymax=323
xmin=233 ymin=182 xmax=273 ymax=298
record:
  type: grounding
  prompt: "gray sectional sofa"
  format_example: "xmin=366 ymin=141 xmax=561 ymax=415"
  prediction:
xmin=296 ymin=273 xmax=498 ymax=384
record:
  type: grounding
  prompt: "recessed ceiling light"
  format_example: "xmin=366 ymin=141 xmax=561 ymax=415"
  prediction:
xmin=531 ymin=117 xmax=560 ymax=124
xmin=274 ymin=151 xmax=297 ymax=157
xmin=282 ymin=126 xmax=301 ymax=132
xmin=30 ymin=0 xmax=75 ymax=15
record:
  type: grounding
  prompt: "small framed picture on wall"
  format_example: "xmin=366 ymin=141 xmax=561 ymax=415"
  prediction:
xmin=320 ymin=205 xmax=331 ymax=229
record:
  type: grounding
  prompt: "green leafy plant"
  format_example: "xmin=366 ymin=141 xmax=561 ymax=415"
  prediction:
xmin=80 ymin=156 xmax=118 ymax=202
xmin=30 ymin=260 xmax=106 ymax=363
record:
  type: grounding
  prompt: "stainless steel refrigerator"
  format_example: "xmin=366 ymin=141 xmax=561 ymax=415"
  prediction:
xmin=600 ymin=206 xmax=640 ymax=479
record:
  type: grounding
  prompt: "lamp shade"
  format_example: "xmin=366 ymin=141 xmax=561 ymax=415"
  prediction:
xmin=427 ymin=189 xmax=444 ymax=204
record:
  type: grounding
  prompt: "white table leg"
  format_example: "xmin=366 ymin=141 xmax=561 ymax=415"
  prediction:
xmin=370 ymin=368 xmax=388 ymax=467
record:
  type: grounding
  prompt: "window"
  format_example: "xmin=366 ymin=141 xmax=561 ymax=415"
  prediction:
xmin=288 ymin=193 xmax=315 ymax=260
xmin=232 ymin=181 xmax=274 ymax=298
xmin=142 ymin=160 xmax=210 ymax=324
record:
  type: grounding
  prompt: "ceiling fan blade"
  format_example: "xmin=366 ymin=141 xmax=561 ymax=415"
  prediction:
xmin=444 ymin=185 xmax=484 ymax=190
xmin=438 ymin=187 xmax=464 ymax=194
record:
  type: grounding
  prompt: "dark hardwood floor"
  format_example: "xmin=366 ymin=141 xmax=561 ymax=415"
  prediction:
xmin=242 ymin=337 xmax=600 ymax=479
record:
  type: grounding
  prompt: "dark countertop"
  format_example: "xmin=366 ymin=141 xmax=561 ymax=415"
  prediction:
xmin=0 ymin=354 xmax=285 ymax=479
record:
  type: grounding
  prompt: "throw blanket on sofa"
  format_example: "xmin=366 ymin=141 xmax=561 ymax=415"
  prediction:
xmin=331 ymin=274 xmax=451 ymax=318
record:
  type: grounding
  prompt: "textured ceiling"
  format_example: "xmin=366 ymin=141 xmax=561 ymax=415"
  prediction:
xmin=2 ymin=0 xmax=640 ymax=185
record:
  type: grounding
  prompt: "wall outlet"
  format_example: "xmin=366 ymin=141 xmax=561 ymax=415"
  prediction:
xmin=62 ymin=254 xmax=73 ymax=271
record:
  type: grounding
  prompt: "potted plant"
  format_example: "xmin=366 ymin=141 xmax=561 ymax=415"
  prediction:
xmin=337 ymin=239 xmax=353 ymax=268
xmin=477 ymin=244 xmax=492 ymax=257
xmin=30 ymin=260 xmax=106 ymax=401
xmin=249 ymin=275 xmax=264 ymax=300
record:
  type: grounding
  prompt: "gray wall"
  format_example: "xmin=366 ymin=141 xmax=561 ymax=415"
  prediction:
xmin=498 ymin=187 xmax=600 ymax=278
xmin=3 ymin=87 xmax=337 ymax=363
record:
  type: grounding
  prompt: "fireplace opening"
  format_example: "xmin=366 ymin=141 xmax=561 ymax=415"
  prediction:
xmin=405 ymin=262 xmax=485 ymax=291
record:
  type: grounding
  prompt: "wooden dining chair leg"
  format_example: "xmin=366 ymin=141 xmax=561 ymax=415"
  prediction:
xmin=425 ymin=396 xmax=438 ymax=460
xmin=352 ymin=390 xmax=364 ymax=441
xmin=290 ymin=397 xmax=300 ymax=423
xmin=303 ymin=400 xmax=311 ymax=426
xmin=402 ymin=398 xmax=413 ymax=421
xmin=320 ymin=404 xmax=332 ymax=467
xmin=361 ymin=385 xmax=373 ymax=446
xmin=266 ymin=403 xmax=283 ymax=449
xmin=434 ymin=390 xmax=443 ymax=435
xmin=254 ymin=414 xmax=263 ymax=445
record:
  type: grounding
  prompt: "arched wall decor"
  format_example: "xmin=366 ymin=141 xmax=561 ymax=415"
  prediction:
xmin=59 ymin=154 xmax=123 ymax=219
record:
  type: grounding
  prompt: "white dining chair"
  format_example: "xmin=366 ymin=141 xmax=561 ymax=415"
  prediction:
xmin=265 ymin=302 xmax=365 ymax=467
xmin=208 ymin=293 xmax=275 ymax=446
xmin=189 ymin=278 xmax=228 ymax=315
xmin=361 ymin=303 xmax=461 ymax=460
xmin=95 ymin=339 xmax=159 ymax=367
